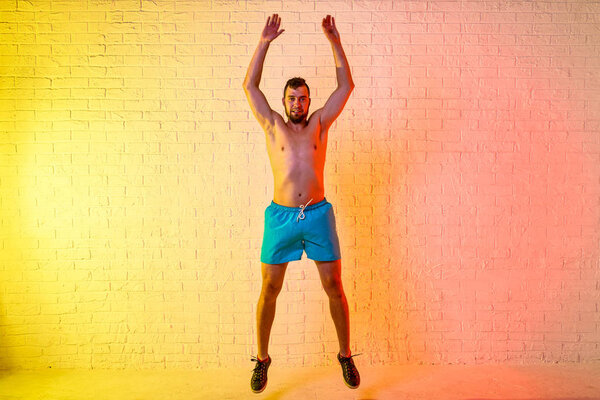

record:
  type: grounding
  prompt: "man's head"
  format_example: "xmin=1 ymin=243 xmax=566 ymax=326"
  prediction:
xmin=282 ymin=77 xmax=311 ymax=124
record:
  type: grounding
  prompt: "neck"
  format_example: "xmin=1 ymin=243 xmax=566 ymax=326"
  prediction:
xmin=287 ymin=119 xmax=307 ymax=130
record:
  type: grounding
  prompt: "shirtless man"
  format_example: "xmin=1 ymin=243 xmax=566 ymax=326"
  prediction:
xmin=243 ymin=14 xmax=359 ymax=393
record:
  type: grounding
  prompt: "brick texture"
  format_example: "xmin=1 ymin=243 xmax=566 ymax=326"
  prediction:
xmin=0 ymin=0 xmax=599 ymax=369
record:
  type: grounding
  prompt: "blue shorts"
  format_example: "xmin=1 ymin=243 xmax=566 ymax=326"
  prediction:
xmin=260 ymin=198 xmax=342 ymax=264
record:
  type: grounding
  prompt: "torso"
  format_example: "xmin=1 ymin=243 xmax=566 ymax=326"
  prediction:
xmin=265 ymin=110 xmax=328 ymax=207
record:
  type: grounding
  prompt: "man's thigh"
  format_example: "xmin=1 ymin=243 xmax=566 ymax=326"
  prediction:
xmin=261 ymin=261 xmax=289 ymax=287
xmin=313 ymin=259 xmax=342 ymax=287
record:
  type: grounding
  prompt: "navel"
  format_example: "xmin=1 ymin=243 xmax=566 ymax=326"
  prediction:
xmin=281 ymin=146 xmax=284 ymax=151
xmin=298 ymin=193 xmax=302 ymax=197
xmin=314 ymin=144 xmax=317 ymax=150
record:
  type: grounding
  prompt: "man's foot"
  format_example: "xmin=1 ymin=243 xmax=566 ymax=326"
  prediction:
xmin=337 ymin=353 xmax=360 ymax=389
xmin=250 ymin=355 xmax=271 ymax=393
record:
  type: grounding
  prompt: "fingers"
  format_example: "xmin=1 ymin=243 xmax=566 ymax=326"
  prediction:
xmin=267 ymin=13 xmax=281 ymax=28
xmin=322 ymin=14 xmax=335 ymax=28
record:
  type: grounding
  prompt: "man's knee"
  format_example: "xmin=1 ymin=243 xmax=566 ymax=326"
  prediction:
xmin=261 ymin=278 xmax=283 ymax=300
xmin=321 ymin=275 xmax=343 ymax=299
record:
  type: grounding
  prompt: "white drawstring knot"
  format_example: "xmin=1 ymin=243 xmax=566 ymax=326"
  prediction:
xmin=296 ymin=198 xmax=313 ymax=222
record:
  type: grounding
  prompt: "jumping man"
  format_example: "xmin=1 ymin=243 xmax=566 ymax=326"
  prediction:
xmin=243 ymin=14 xmax=359 ymax=393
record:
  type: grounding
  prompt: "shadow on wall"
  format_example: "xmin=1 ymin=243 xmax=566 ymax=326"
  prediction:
xmin=331 ymin=104 xmax=403 ymax=364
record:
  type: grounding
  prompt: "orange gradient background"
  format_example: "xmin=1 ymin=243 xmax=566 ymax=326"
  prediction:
xmin=0 ymin=0 xmax=599 ymax=369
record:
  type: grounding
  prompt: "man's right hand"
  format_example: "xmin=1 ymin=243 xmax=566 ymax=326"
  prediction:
xmin=261 ymin=14 xmax=284 ymax=43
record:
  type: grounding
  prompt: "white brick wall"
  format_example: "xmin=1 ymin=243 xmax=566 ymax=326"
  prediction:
xmin=0 ymin=0 xmax=599 ymax=369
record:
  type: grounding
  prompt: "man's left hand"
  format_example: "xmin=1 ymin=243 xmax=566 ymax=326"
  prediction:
xmin=322 ymin=15 xmax=340 ymax=43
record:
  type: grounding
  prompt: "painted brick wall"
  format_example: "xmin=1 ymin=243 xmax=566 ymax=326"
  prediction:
xmin=1 ymin=0 xmax=599 ymax=369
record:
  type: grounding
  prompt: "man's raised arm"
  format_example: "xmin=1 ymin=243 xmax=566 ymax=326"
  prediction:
xmin=318 ymin=15 xmax=354 ymax=130
xmin=243 ymin=14 xmax=284 ymax=130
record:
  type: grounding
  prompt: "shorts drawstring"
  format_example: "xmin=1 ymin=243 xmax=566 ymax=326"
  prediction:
xmin=296 ymin=198 xmax=313 ymax=222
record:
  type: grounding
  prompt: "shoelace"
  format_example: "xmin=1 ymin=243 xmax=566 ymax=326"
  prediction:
xmin=250 ymin=356 xmax=268 ymax=381
xmin=339 ymin=353 xmax=361 ymax=379
xmin=296 ymin=198 xmax=313 ymax=222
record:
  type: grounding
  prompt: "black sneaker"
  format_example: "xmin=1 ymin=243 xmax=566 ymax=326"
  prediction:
xmin=337 ymin=353 xmax=360 ymax=389
xmin=250 ymin=355 xmax=271 ymax=393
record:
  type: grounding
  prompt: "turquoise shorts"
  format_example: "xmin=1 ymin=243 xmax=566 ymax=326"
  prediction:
xmin=260 ymin=198 xmax=341 ymax=264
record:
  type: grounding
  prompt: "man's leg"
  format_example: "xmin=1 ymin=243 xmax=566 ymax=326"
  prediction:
xmin=256 ymin=261 xmax=288 ymax=360
xmin=314 ymin=259 xmax=350 ymax=356
xmin=315 ymin=258 xmax=360 ymax=389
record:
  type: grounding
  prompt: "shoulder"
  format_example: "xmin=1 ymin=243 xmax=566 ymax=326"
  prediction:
xmin=272 ymin=111 xmax=285 ymax=125
xmin=264 ymin=111 xmax=285 ymax=131
xmin=308 ymin=109 xmax=324 ymax=125
xmin=262 ymin=111 xmax=286 ymax=139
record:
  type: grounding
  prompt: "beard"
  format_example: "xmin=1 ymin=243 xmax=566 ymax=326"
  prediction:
xmin=286 ymin=108 xmax=308 ymax=124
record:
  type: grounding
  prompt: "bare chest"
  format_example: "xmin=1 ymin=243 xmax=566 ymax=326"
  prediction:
xmin=266 ymin=121 xmax=327 ymax=166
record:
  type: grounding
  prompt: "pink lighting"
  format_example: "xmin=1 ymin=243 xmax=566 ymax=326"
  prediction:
xmin=0 ymin=0 xmax=598 ymax=377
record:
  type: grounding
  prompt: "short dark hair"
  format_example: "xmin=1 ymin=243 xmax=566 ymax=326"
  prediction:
xmin=283 ymin=77 xmax=310 ymax=97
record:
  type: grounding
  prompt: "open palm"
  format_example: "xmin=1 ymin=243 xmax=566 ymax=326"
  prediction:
xmin=261 ymin=14 xmax=284 ymax=42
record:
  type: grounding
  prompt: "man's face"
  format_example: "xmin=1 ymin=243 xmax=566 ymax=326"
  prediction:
xmin=283 ymin=86 xmax=310 ymax=124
